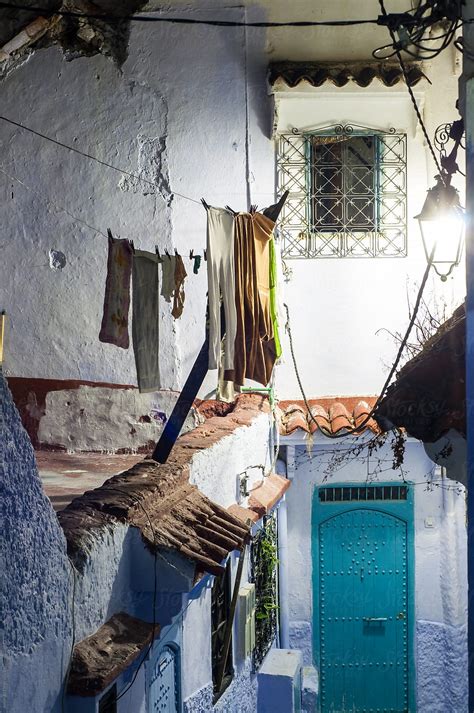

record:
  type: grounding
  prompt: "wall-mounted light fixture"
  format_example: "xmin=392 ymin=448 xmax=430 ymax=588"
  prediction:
xmin=416 ymin=118 xmax=465 ymax=281
xmin=415 ymin=173 xmax=464 ymax=281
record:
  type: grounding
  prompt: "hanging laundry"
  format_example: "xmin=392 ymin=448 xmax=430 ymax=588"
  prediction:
xmin=224 ymin=211 xmax=276 ymax=387
xmin=269 ymin=237 xmax=283 ymax=360
xmin=206 ymin=207 xmax=237 ymax=371
xmin=99 ymin=230 xmax=133 ymax=349
xmin=171 ymin=255 xmax=187 ymax=319
xmin=160 ymin=254 xmax=176 ymax=303
xmin=192 ymin=254 xmax=202 ymax=274
xmin=132 ymin=250 xmax=161 ymax=393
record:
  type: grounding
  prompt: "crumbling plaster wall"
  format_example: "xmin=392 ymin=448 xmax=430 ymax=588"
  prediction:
xmin=0 ymin=4 xmax=257 ymax=401
xmin=283 ymin=434 xmax=468 ymax=713
xmin=1 ymin=373 xmax=72 ymax=713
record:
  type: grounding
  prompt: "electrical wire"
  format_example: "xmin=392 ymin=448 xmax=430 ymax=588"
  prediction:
xmin=0 ymin=1 xmax=379 ymax=27
xmin=0 ymin=114 xmax=201 ymax=206
xmin=378 ymin=0 xmax=445 ymax=179
xmin=283 ymin=249 xmax=435 ymax=440
xmin=0 ymin=165 xmax=109 ymax=239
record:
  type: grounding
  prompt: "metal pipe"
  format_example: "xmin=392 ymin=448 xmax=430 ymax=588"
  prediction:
xmin=278 ymin=496 xmax=290 ymax=649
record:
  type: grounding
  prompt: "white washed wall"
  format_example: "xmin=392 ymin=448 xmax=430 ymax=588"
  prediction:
xmin=0 ymin=3 xmax=466 ymax=400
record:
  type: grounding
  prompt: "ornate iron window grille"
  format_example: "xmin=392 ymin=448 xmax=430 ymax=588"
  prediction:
xmin=211 ymin=559 xmax=234 ymax=701
xmin=251 ymin=511 xmax=279 ymax=670
xmin=276 ymin=124 xmax=407 ymax=259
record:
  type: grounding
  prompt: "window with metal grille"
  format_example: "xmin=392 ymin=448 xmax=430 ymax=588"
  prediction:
xmin=319 ymin=484 xmax=408 ymax=503
xmin=211 ymin=559 xmax=233 ymax=701
xmin=99 ymin=684 xmax=117 ymax=713
xmin=251 ymin=511 xmax=279 ymax=670
xmin=276 ymin=126 xmax=407 ymax=259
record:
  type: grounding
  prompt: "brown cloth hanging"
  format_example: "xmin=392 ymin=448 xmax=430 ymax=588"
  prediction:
xmin=171 ymin=255 xmax=187 ymax=319
xmin=224 ymin=211 xmax=276 ymax=387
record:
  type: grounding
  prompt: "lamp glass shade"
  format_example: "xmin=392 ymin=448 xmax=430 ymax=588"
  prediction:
xmin=415 ymin=178 xmax=464 ymax=279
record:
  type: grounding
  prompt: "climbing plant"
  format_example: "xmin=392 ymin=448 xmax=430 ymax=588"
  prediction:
xmin=250 ymin=511 xmax=279 ymax=670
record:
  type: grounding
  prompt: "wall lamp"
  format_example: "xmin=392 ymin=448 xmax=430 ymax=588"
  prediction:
xmin=416 ymin=118 xmax=465 ymax=281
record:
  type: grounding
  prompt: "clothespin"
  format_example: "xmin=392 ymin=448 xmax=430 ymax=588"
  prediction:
xmin=201 ymin=198 xmax=210 ymax=210
xmin=164 ymin=249 xmax=171 ymax=260
xmin=130 ymin=240 xmax=136 ymax=253
xmin=107 ymin=228 xmax=114 ymax=243
xmin=225 ymin=205 xmax=238 ymax=216
xmin=189 ymin=249 xmax=194 ymax=260
xmin=174 ymin=248 xmax=179 ymax=257
xmin=203 ymin=249 xmax=207 ymax=261
xmin=155 ymin=245 xmax=161 ymax=260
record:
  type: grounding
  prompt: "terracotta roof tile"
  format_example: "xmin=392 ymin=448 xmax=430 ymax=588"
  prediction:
xmin=329 ymin=402 xmax=352 ymax=433
xmin=269 ymin=61 xmax=426 ymax=89
xmin=67 ymin=612 xmax=159 ymax=697
xmin=307 ymin=404 xmax=331 ymax=434
xmin=228 ymin=474 xmax=291 ymax=524
xmin=278 ymin=398 xmax=379 ymax=437
xmin=279 ymin=403 xmax=309 ymax=434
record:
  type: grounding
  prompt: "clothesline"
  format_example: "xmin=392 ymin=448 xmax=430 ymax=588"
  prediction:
xmin=0 ymin=163 xmax=280 ymax=257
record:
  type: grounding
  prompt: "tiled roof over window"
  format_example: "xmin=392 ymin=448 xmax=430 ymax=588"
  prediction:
xmin=67 ymin=612 xmax=160 ymax=697
xmin=277 ymin=398 xmax=379 ymax=436
xmin=269 ymin=61 xmax=425 ymax=89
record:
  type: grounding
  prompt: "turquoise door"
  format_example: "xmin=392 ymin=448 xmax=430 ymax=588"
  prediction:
xmin=149 ymin=645 xmax=180 ymax=713
xmin=313 ymin=484 xmax=414 ymax=713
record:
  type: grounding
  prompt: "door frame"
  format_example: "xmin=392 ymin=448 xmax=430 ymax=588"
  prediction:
xmin=312 ymin=481 xmax=416 ymax=712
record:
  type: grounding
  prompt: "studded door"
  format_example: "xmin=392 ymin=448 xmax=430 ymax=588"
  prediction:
xmin=149 ymin=646 xmax=179 ymax=713
xmin=318 ymin=509 xmax=409 ymax=713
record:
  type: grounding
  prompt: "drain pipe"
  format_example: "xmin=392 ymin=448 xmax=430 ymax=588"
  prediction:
xmin=276 ymin=457 xmax=290 ymax=649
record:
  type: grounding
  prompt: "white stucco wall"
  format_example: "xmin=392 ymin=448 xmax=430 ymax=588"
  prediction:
xmin=188 ymin=412 xmax=273 ymax=507
xmin=282 ymin=433 xmax=468 ymax=712
xmin=0 ymin=2 xmax=466 ymax=402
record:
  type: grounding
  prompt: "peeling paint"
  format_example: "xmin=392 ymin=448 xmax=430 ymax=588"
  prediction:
xmin=119 ymin=133 xmax=172 ymax=206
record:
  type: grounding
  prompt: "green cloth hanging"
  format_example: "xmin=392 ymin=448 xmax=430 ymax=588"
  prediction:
xmin=269 ymin=238 xmax=282 ymax=360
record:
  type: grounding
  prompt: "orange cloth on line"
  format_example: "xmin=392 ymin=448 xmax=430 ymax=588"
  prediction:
xmin=224 ymin=211 xmax=276 ymax=387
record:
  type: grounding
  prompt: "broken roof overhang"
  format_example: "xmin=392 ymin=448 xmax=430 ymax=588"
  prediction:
xmin=375 ymin=303 xmax=466 ymax=443
xmin=67 ymin=611 xmax=160 ymax=697
xmin=0 ymin=0 xmax=148 ymax=71
xmin=269 ymin=61 xmax=426 ymax=90
xmin=57 ymin=394 xmax=277 ymax=577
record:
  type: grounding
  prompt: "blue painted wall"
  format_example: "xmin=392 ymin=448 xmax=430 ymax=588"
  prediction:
xmin=1 ymin=372 xmax=72 ymax=713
